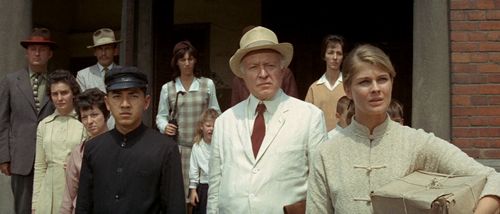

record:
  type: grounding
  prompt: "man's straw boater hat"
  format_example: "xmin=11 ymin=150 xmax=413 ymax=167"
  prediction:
xmin=20 ymin=28 xmax=58 ymax=50
xmin=87 ymin=28 xmax=122 ymax=49
xmin=229 ymin=26 xmax=293 ymax=78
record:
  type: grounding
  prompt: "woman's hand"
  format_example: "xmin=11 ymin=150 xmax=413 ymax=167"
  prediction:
xmin=189 ymin=189 xmax=199 ymax=206
xmin=165 ymin=123 xmax=178 ymax=136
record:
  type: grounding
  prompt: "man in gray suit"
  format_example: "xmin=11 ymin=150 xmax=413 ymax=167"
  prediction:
xmin=0 ymin=27 xmax=56 ymax=214
xmin=76 ymin=28 xmax=121 ymax=92
xmin=76 ymin=28 xmax=121 ymax=129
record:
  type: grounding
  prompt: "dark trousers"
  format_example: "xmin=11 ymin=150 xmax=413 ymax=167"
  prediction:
xmin=192 ymin=184 xmax=208 ymax=214
xmin=11 ymin=172 xmax=33 ymax=214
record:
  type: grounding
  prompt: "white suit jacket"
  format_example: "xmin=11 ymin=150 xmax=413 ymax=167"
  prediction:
xmin=207 ymin=91 xmax=327 ymax=214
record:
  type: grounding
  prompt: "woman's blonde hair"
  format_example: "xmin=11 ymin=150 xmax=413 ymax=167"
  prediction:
xmin=341 ymin=44 xmax=396 ymax=88
xmin=192 ymin=108 xmax=219 ymax=144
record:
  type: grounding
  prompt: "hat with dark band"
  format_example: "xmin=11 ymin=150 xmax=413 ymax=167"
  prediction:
xmin=20 ymin=27 xmax=58 ymax=50
xmin=229 ymin=26 xmax=293 ymax=78
xmin=87 ymin=28 xmax=122 ymax=49
xmin=105 ymin=66 xmax=148 ymax=91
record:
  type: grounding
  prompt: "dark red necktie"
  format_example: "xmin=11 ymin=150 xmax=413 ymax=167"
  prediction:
xmin=251 ymin=103 xmax=266 ymax=158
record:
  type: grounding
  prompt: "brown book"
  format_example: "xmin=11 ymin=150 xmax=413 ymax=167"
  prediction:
xmin=283 ymin=200 xmax=306 ymax=214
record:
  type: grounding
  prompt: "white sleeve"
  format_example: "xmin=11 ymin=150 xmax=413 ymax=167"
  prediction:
xmin=189 ymin=144 xmax=200 ymax=189
xmin=156 ymin=84 xmax=171 ymax=134
xmin=207 ymin=79 xmax=221 ymax=113
xmin=76 ymin=70 xmax=86 ymax=91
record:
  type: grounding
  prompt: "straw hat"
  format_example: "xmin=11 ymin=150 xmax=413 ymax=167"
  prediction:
xmin=87 ymin=28 xmax=121 ymax=49
xmin=20 ymin=28 xmax=58 ymax=50
xmin=229 ymin=26 xmax=293 ymax=78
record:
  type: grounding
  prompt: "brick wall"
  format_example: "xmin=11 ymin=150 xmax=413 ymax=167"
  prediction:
xmin=450 ymin=0 xmax=500 ymax=158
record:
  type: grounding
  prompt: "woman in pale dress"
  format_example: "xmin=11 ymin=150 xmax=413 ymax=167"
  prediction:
xmin=32 ymin=70 xmax=87 ymax=214
xmin=306 ymin=44 xmax=500 ymax=213
xmin=60 ymin=88 xmax=109 ymax=214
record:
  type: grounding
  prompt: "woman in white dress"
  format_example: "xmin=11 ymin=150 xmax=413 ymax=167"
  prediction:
xmin=32 ymin=70 xmax=87 ymax=214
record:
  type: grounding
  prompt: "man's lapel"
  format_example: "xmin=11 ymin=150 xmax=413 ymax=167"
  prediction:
xmin=16 ymin=69 xmax=37 ymax=112
xmin=239 ymin=98 xmax=257 ymax=163
xmin=255 ymin=98 xmax=288 ymax=163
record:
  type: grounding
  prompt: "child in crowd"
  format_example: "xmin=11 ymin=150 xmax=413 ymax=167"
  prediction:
xmin=189 ymin=108 xmax=219 ymax=214
xmin=328 ymin=96 xmax=354 ymax=139
xmin=388 ymin=98 xmax=404 ymax=125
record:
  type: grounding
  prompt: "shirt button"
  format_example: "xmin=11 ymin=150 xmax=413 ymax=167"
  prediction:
xmin=252 ymin=169 xmax=259 ymax=174
xmin=121 ymin=142 xmax=126 ymax=147
xmin=116 ymin=168 xmax=123 ymax=173
xmin=115 ymin=194 xmax=120 ymax=200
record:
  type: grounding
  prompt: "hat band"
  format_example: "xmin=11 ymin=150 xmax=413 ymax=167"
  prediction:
xmin=94 ymin=37 xmax=117 ymax=46
xmin=243 ymin=40 xmax=278 ymax=49
xmin=28 ymin=36 xmax=52 ymax=42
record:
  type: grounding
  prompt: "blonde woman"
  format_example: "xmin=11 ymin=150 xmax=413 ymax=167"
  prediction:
xmin=306 ymin=44 xmax=500 ymax=213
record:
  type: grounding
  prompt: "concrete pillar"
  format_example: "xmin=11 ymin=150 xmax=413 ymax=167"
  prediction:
xmin=0 ymin=0 xmax=32 ymax=79
xmin=412 ymin=0 xmax=450 ymax=141
xmin=0 ymin=1 xmax=31 ymax=213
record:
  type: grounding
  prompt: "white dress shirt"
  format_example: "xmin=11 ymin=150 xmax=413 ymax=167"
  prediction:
xmin=315 ymin=73 xmax=343 ymax=91
xmin=189 ymin=139 xmax=211 ymax=188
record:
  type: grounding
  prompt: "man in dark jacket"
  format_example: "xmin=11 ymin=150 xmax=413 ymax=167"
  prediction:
xmin=76 ymin=66 xmax=185 ymax=213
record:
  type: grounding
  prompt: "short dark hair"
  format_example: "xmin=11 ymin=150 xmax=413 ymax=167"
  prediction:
xmin=47 ymin=69 xmax=81 ymax=101
xmin=75 ymin=88 xmax=110 ymax=121
xmin=170 ymin=40 xmax=201 ymax=80
xmin=321 ymin=34 xmax=345 ymax=59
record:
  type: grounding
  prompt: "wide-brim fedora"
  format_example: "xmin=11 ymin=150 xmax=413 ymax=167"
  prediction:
xmin=20 ymin=28 xmax=58 ymax=50
xmin=229 ymin=26 xmax=293 ymax=78
xmin=87 ymin=28 xmax=122 ymax=49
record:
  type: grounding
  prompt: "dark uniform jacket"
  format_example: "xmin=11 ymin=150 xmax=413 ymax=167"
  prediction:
xmin=76 ymin=123 xmax=185 ymax=214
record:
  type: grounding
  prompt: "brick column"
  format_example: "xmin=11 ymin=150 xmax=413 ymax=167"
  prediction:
xmin=450 ymin=0 xmax=500 ymax=159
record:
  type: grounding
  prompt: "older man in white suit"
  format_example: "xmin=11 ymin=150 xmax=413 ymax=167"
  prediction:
xmin=207 ymin=26 xmax=327 ymax=214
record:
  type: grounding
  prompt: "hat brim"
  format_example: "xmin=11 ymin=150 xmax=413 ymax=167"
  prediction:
xmin=20 ymin=41 xmax=58 ymax=50
xmin=87 ymin=40 xmax=122 ymax=49
xmin=229 ymin=43 xmax=293 ymax=78
xmin=106 ymin=81 xmax=148 ymax=91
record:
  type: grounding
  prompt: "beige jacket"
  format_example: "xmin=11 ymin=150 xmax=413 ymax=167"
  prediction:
xmin=307 ymin=118 xmax=500 ymax=213
xmin=32 ymin=110 xmax=86 ymax=214
xmin=305 ymin=75 xmax=345 ymax=131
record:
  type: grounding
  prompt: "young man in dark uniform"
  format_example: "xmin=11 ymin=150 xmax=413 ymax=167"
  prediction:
xmin=76 ymin=66 xmax=186 ymax=213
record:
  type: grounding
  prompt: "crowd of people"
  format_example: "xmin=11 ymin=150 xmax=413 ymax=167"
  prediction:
xmin=0 ymin=25 xmax=498 ymax=214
